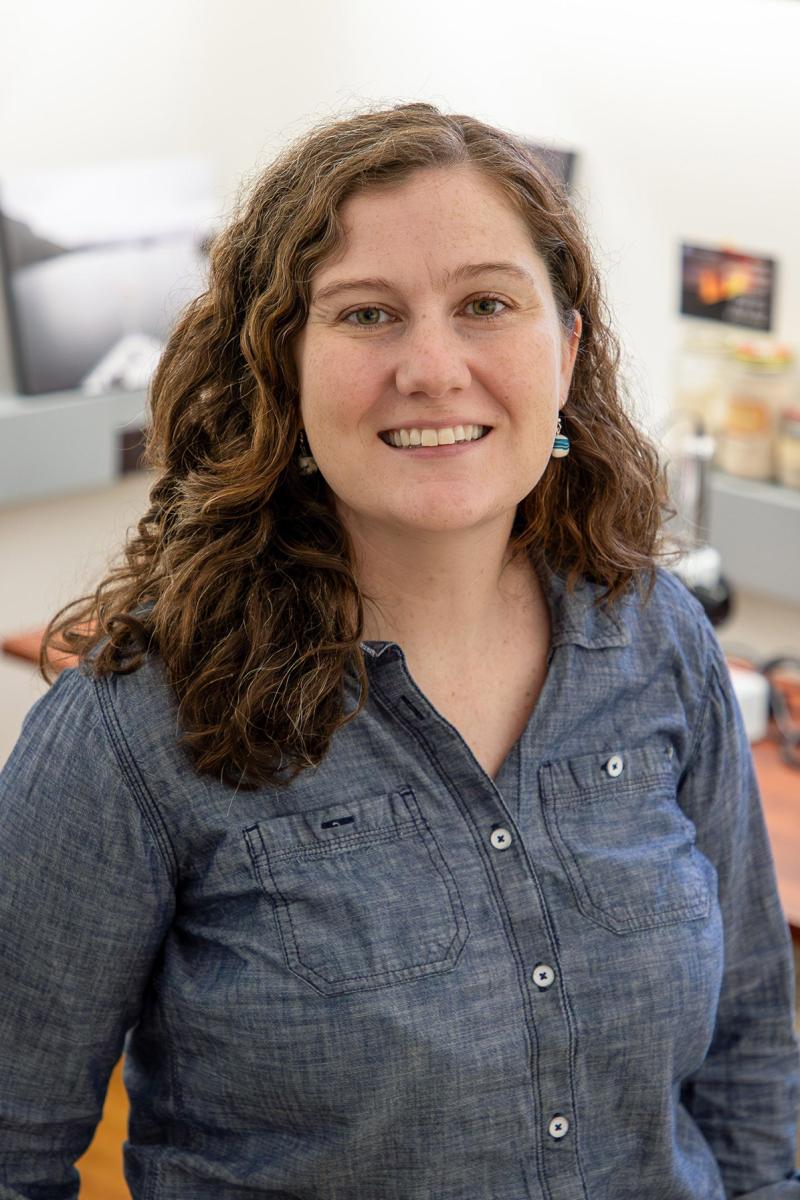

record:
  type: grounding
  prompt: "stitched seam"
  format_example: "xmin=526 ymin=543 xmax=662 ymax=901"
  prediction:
xmin=93 ymin=674 xmax=178 ymax=885
xmin=542 ymin=769 xmax=674 ymax=804
xmin=678 ymin=637 xmax=717 ymax=791
xmin=286 ymin=958 xmax=470 ymax=996
xmin=399 ymin=787 xmax=470 ymax=963
xmin=278 ymin=907 xmax=458 ymax=988
xmin=264 ymin=818 xmax=419 ymax=864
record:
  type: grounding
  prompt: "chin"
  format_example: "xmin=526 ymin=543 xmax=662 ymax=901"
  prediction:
xmin=387 ymin=503 xmax=507 ymax=534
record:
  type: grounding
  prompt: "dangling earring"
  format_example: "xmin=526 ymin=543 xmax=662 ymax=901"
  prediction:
xmin=551 ymin=415 xmax=570 ymax=458
xmin=297 ymin=429 xmax=319 ymax=475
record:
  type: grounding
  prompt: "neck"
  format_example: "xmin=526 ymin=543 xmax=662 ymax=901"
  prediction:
xmin=343 ymin=510 xmax=543 ymax=661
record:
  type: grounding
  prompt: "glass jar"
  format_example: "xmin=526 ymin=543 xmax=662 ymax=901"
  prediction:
xmin=673 ymin=328 xmax=736 ymax=432
xmin=776 ymin=407 xmax=800 ymax=490
xmin=716 ymin=341 xmax=795 ymax=481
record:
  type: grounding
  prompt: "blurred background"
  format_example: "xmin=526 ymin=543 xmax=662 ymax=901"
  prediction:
xmin=0 ymin=0 xmax=799 ymax=1188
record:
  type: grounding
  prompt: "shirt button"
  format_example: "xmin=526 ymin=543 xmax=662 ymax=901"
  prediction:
xmin=548 ymin=1114 xmax=569 ymax=1139
xmin=532 ymin=963 xmax=556 ymax=989
xmin=490 ymin=827 xmax=513 ymax=851
xmin=605 ymin=754 xmax=624 ymax=778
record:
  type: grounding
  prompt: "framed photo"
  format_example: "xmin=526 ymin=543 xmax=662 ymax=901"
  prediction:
xmin=525 ymin=144 xmax=577 ymax=191
xmin=0 ymin=157 xmax=218 ymax=395
xmin=680 ymin=242 xmax=775 ymax=331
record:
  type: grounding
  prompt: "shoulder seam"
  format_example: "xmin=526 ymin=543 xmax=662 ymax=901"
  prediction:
xmin=91 ymin=672 xmax=179 ymax=884
xmin=677 ymin=629 xmax=718 ymax=791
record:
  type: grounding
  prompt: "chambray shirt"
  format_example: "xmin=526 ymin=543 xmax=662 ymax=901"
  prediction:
xmin=1 ymin=564 xmax=799 ymax=1200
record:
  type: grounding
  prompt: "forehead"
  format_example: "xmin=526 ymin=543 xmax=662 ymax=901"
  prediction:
xmin=318 ymin=166 xmax=545 ymax=280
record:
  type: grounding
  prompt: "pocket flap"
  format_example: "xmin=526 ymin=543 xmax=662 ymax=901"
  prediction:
xmin=250 ymin=788 xmax=418 ymax=860
xmin=539 ymin=741 xmax=674 ymax=803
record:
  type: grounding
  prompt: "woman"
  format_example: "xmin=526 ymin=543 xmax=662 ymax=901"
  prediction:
xmin=1 ymin=102 xmax=797 ymax=1199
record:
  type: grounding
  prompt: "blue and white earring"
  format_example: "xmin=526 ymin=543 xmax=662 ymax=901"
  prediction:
xmin=551 ymin=415 xmax=570 ymax=458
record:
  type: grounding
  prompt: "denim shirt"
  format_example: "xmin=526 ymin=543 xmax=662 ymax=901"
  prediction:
xmin=1 ymin=565 xmax=799 ymax=1200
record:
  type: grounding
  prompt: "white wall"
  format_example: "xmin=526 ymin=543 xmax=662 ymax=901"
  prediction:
xmin=0 ymin=0 xmax=798 ymax=436
xmin=1 ymin=0 xmax=799 ymax=758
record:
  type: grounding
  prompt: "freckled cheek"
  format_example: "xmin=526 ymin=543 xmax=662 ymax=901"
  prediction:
xmin=495 ymin=362 xmax=555 ymax=419
xmin=301 ymin=353 xmax=379 ymax=441
xmin=484 ymin=335 xmax=558 ymax=400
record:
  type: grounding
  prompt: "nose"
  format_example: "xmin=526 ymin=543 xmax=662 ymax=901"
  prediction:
xmin=394 ymin=314 xmax=472 ymax=399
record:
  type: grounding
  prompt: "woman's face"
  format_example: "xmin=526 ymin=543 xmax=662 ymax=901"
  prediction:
xmin=292 ymin=165 xmax=581 ymax=539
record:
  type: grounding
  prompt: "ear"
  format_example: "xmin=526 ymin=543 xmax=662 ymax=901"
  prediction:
xmin=559 ymin=311 xmax=582 ymax=409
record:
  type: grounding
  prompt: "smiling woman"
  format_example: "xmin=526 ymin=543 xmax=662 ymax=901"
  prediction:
xmin=2 ymin=102 xmax=799 ymax=1200
xmin=292 ymin=166 xmax=582 ymax=549
xmin=38 ymin=101 xmax=661 ymax=789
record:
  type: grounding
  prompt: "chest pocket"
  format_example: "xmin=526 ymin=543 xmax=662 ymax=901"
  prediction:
xmin=539 ymin=743 xmax=715 ymax=935
xmin=244 ymin=787 xmax=469 ymax=996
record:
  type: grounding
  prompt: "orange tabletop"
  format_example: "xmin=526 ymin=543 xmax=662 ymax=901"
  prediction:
xmin=3 ymin=628 xmax=800 ymax=927
xmin=2 ymin=627 xmax=79 ymax=672
xmin=753 ymin=734 xmax=800 ymax=932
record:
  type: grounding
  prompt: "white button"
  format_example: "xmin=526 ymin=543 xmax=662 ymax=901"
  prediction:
xmin=548 ymin=1114 xmax=569 ymax=1139
xmin=532 ymin=963 xmax=555 ymax=989
xmin=605 ymin=754 xmax=624 ymax=778
xmin=490 ymin=827 xmax=512 ymax=850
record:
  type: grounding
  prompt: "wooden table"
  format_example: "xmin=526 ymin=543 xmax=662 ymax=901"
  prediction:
xmin=4 ymin=627 xmax=800 ymax=927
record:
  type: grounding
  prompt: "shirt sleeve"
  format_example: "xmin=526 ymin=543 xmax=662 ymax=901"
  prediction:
xmin=677 ymin=631 xmax=800 ymax=1198
xmin=0 ymin=665 xmax=175 ymax=1200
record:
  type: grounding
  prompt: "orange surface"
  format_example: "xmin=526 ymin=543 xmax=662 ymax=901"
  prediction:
xmin=76 ymin=1056 xmax=129 ymax=1199
xmin=2 ymin=626 xmax=79 ymax=671
xmin=754 ymin=733 xmax=800 ymax=928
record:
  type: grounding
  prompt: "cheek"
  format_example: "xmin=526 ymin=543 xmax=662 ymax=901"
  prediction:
xmin=302 ymin=345 xmax=377 ymax=432
xmin=491 ymin=330 xmax=560 ymax=395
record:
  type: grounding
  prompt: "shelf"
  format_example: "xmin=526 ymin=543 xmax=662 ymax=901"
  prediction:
xmin=708 ymin=470 xmax=800 ymax=605
xmin=710 ymin=471 xmax=800 ymax=511
xmin=0 ymin=387 xmax=147 ymax=508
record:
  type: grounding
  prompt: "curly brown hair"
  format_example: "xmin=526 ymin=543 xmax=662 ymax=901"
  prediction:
xmin=40 ymin=101 xmax=671 ymax=790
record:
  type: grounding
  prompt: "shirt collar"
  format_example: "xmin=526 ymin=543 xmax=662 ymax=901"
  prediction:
xmin=360 ymin=558 xmax=630 ymax=660
xmin=536 ymin=558 xmax=630 ymax=651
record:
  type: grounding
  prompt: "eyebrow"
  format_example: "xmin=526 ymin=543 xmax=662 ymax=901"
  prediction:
xmin=310 ymin=261 xmax=539 ymax=307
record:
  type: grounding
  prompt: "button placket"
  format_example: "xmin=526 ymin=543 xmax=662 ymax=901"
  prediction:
xmin=378 ymin=657 xmax=582 ymax=1187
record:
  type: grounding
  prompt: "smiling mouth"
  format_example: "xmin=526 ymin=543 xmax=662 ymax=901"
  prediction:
xmin=378 ymin=424 xmax=492 ymax=448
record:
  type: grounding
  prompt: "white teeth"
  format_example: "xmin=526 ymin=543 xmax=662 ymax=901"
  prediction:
xmin=383 ymin=424 xmax=488 ymax=448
